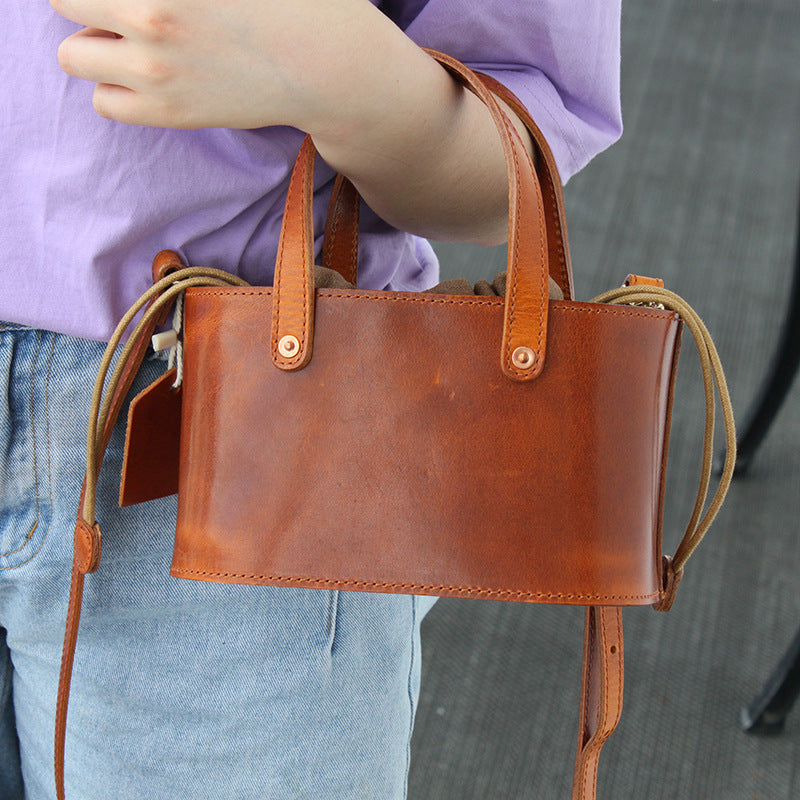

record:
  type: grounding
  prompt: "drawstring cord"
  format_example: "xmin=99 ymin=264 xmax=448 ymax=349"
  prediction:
xmin=83 ymin=268 xmax=248 ymax=525
xmin=150 ymin=290 xmax=185 ymax=387
xmin=591 ymin=285 xmax=736 ymax=577
xmin=163 ymin=290 xmax=185 ymax=389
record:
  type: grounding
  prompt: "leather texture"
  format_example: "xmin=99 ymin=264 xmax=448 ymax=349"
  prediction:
xmin=572 ymin=607 xmax=624 ymax=800
xmin=170 ymin=60 xmax=680 ymax=608
xmin=173 ymin=286 xmax=679 ymax=605
xmin=322 ymin=173 xmax=360 ymax=286
xmin=54 ymin=52 xmax=689 ymax=800
xmin=119 ymin=368 xmax=182 ymax=506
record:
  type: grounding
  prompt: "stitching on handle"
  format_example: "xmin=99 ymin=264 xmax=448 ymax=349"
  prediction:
xmin=503 ymin=113 xmax=548 ymax=379
xmin=271 ymin=143 xmax=310 ymax=368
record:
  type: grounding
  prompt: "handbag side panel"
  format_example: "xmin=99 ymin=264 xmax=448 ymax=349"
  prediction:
xmin=171 ymin=287 xmax=680 ymax=606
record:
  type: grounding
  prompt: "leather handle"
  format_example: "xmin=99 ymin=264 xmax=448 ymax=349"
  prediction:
xmin=270 ymin=135 xmax=317 ymax=371
xmin=321 ymin=71 xmax=575 ymax=303
xmin=322 ymin=173 xmax=360 ymax=286
xmin=270 ymin=49 xmax=554 ymax=381
xmin=476 ymin=72 xmax=574 ymax=301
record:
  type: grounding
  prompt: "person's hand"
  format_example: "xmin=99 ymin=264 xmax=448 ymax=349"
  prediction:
xmin=51 ymin=0 xmax=383 ymax=130
xmin=50 ymin=0 xmax=537 ymax=245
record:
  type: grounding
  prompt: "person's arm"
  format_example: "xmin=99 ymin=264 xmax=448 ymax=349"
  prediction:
xmin=49 ymin=0 xmax=611 ymax=246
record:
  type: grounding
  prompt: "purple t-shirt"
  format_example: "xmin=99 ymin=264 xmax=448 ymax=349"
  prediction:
xmin=0 ymin=1 xmax=621 ymax=341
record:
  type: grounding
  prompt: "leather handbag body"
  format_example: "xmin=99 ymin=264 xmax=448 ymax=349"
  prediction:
xmin=56 ymin=51 xmax=735 ymax=800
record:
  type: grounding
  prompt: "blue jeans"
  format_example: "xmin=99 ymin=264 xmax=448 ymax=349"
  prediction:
xmin=0 ymin=323 xmax=434 ymax=799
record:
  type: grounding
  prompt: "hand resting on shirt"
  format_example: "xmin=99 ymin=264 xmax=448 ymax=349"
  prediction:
xmin=51 ymin=0 xmax=536 ymax=245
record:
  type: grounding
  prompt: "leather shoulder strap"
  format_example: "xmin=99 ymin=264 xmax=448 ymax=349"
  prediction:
xmin=54 ymin=273 xmax=175 ymax=799
xmin=573 ymin=607 xmax=624 ymax=800
xmin=55 ymin=255 xmax=249 ymax=799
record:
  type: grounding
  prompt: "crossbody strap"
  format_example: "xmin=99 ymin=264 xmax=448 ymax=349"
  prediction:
xmin=573 ymin=607 xmax=624 ymax=800
xmin=54 ymin=258 xmax=248 ymax=800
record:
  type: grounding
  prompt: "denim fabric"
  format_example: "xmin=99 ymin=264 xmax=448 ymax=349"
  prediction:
xmin=0 ymin=323 xmax=435 ymax=800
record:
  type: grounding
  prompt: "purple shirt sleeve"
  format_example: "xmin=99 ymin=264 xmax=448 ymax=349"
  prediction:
xmin=0 ymin=1 xmax=621 ymax=340
xmin=384 ymin=0 xmax=622 ymax=181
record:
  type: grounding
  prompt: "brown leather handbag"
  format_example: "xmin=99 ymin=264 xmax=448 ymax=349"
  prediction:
xmin=56 ymin=51 xmax=735 ymax=800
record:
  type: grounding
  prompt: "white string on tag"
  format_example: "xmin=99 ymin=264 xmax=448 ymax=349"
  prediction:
xmin=150 ymin=291 xmax=185 ymax=389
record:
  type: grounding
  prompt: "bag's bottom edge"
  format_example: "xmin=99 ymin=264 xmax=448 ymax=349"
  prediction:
xmin=169 ymin=565 xmax=660 ymax=606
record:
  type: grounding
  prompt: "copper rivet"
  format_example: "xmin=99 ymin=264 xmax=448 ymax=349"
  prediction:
xmin=278 ymin=334 xmax=300 ymax=358
xmin=512 ymin=346 xmax=535 ymax=369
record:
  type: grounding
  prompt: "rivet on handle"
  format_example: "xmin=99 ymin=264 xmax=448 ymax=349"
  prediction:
xmin=278 ymin=334 xmax=300 ymax=359
xmin=512 ymin=346 xmax=536 ymax=370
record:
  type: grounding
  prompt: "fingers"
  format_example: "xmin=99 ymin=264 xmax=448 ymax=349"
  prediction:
xmin=49 ymin=0 xmax=124 ymax=33
xmin=91 ymin=84 xmax=159 ymax=127
xmin=57 ymin=27 xmax=185 ymax=127
xmin=51 ymin=0 xmax=181 ymax=43
xmin=57 ymin=28 xmax=130 ymax=87
xmin=57 ymin=27 xmax=178 ymax=100
xmin=91 ymin=83 xmax=197 ymax=128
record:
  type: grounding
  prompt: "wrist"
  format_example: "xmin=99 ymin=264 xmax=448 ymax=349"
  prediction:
xmin=299 ymin=9 xmax=446 ymax=150
xmin=298 ymin=8 xmax=534 ymax=244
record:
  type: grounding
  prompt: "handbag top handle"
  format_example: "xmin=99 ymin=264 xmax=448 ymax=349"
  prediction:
xmin=320 ymin=62 xmax=575 ymax=304
xmin=270 ymin=50 xmax=566 ymax=382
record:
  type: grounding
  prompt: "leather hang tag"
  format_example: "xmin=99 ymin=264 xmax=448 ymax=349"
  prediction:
xmin=119 ymin=368 xmax=181 ymax=507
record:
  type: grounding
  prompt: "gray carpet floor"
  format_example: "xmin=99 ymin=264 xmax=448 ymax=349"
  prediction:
xmin=407 ymin=1 xmax=800 ymax=798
